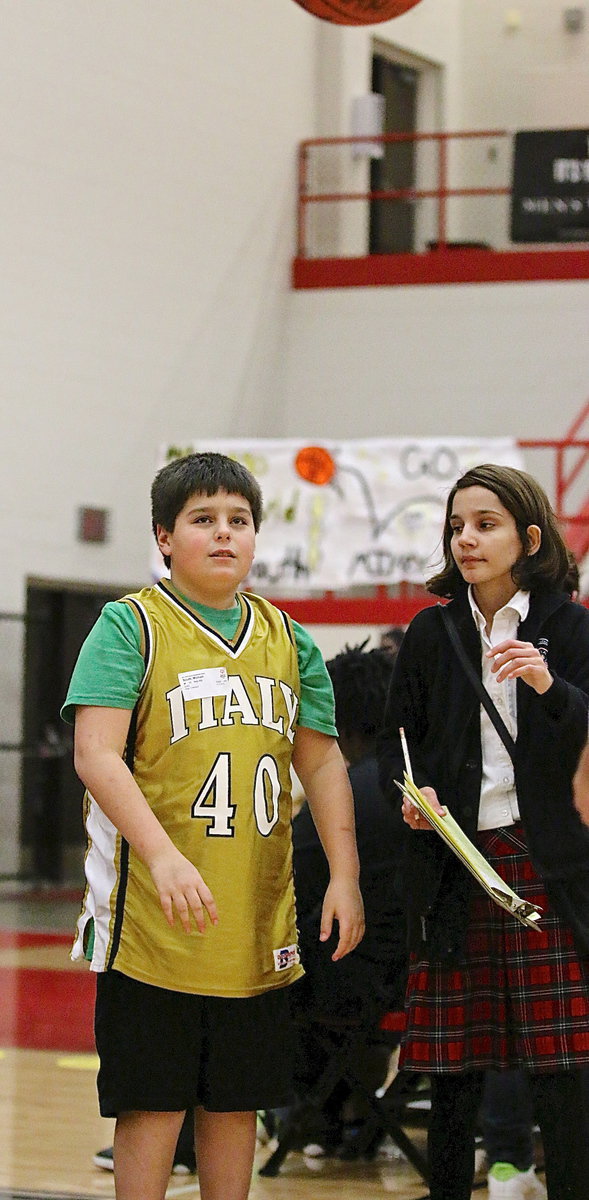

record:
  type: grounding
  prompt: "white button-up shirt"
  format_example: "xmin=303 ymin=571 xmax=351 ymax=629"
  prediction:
xmin=468 ymin=586 xmax=530 ymax=831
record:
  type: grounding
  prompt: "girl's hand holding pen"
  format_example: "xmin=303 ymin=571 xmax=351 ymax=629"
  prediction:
xmin=402 ymin=785 xmax=447 ymax=830
xmin=487 ymin=638 xmax=553 ymax=694
xmin=398 ymin=728 xmax=447 ymax=830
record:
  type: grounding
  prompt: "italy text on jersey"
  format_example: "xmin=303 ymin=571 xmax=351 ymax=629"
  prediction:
xmin=165 ymin=674 xmax=299 ymax=744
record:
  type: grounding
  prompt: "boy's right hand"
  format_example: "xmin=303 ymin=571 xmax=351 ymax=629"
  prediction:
xmin=147 ymin=845 xmax=218 ymax=933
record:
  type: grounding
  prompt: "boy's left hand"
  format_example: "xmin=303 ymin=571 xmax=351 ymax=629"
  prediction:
xmin=319 ymin=877 xmax=365 ymax=961
xmin=487 ymin=638 xmax=553 ymax=694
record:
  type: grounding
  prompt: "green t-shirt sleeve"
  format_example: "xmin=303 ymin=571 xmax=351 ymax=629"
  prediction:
xmin=60 ymin=597 xmax=337 ymax=738
xmin=292 ymin=620 xmax=337 ymax=737
xmin=61 ymin=602 xmax=145 ymax=724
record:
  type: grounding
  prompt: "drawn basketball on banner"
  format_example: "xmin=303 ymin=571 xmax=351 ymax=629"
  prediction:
xmin=292 ymin=0 xmax=423 ymax=26
xmin=295 ymin=445 xmax=337 ymax=486
xmin=156 ymin=437 xmax=523 ymax=593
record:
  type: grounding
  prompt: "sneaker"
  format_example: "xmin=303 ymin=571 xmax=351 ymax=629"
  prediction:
xmin=93 ymin=1146 xmax=196 ymax=1176
xmin=256 ymin=1113 xmax=271 ymax=1145
xmin=170 ymin=1156 xmax=196 ymax=1176
xmin=302 ymin=1142 xmax=328 ymax=1158
xmin=487 ymin=1162 xmax=546 ymax=1199
xmin=375 ymin=1135 xmax=407 ymax=1162
xmin=93 ymin=1148 xmax=115 ymax=1172
xmin=474 ymin=1145 xmax=488 ymax=1179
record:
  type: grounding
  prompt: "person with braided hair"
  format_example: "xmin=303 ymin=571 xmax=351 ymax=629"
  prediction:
xmin=286 ymin=640 xmax=408 ymax=1156
xmin=294 ymin=640 xmax=407 ymax=1022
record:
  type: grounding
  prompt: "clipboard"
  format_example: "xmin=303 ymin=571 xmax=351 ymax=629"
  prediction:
xmin=397 ymin=729 xmax=542 ymax=931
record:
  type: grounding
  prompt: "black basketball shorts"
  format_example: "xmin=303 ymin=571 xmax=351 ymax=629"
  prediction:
xmin=95 ymin=969 xmax=297 ymax=1116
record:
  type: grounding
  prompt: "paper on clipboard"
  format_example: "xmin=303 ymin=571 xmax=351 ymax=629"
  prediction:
xmin=396 ymin=773 xmax=542 ymax=930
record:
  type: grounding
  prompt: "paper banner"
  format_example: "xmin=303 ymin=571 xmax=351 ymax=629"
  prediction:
xmin=154 ymin=438 xmax=523 ymax=595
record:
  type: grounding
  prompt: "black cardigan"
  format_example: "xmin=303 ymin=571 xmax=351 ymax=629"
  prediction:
xmin=376 ymin=588 xmax=589 ymax=960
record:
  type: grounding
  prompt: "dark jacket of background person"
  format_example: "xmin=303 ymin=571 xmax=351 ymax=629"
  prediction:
xmin=293 ymin=752 xmax=407 ymax=1024
xmin=376 ymin=588 xmax=589 ymax=962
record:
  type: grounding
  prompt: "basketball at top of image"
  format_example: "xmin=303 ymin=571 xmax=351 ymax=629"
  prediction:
xmin=292 ymin=0 xmax=423 ymax=26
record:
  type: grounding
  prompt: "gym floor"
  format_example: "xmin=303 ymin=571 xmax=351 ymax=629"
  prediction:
xmin=0 ymin=882 xmax=495 ymax=1200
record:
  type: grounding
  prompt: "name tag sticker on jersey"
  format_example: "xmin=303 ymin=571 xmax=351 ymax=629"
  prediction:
xmin=273 ymin=944 xmax=300 ymax=972
xmin=178 ymin=667 xmax=230 ymax=701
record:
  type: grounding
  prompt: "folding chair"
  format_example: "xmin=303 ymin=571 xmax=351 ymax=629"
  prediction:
xmin=258 ymin=1007 xmax=430 ymax=1183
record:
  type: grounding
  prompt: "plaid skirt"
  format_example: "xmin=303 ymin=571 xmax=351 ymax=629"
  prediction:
xmin=400 ymin=823 xmax=589 ymax=1074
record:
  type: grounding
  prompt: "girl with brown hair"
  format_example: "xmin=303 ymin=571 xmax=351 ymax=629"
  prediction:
xmin=378 ymin=464 xmax=589 ymax=1200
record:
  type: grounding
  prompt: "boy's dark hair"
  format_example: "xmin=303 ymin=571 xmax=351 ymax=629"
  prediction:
xmin=151 ymin=452 xmax=264 ymax=569
xmin=326 ymin=640 xmax=394 ymax=741
xmin=427 ymin=463 xmax=571 ymax=599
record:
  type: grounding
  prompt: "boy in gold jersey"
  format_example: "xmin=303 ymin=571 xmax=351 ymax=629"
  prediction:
xmin=62 ymin=452 xmax=364 ymax=1200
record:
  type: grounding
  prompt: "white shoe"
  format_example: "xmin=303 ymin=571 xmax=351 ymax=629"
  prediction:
xmin=375 ymin=1135 xmax=406 ymax=1161
xmin=302 ymin=1142 xmax=328 ymax=1157
xmin=487 ymin=1164 xmax=546 ymax=1199
xmin=256 ymin=1114 xmax=270 ymax=1146
xmin=474 ymin=1146 xmax=488 ymax=1179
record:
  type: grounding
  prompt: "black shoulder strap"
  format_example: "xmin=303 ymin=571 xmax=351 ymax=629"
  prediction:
xmin=438 ymin=603 xmax=516 ymax=763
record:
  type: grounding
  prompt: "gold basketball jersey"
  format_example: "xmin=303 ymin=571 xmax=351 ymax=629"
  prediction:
xmin=74 ymin=582 xmax=304 ymax=996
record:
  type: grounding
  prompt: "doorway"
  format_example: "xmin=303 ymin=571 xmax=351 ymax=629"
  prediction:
xmin=21 ymin=579 xmax=139 ymax=882
xmin=369 ymin=56 xmax=418 ymax=255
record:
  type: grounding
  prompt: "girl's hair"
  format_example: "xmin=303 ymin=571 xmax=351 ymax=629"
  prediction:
xmin=151 ymin=452 xmax=263 ymax=569
xmin=427 ymin=463 xmax=572 ymax=598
